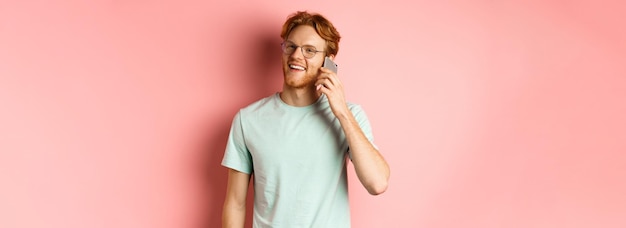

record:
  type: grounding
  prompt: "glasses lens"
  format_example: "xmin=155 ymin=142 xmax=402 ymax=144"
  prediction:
xmin=282 ymin=43 xmax=295 ymax=55
xmin=302 ymin=46 xmax=317 ymax=58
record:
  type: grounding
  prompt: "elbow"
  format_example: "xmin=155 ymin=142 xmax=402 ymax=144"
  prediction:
xmin=364 ymin=166 xmax=390 ymax=195
xmin=366 ymin=180 xmax=388 ymax=196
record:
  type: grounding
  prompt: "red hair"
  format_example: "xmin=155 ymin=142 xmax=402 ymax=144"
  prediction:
xmin=280 ymin=11 xmax=341 ymax=57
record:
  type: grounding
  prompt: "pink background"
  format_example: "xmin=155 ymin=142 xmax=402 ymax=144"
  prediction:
xmin=2 ymin=0 xmax=625 ymax=227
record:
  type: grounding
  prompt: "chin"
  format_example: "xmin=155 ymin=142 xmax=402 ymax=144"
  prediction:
xmin=284 ymin=80 xmax=308 ymax=89
xmin=284 ymin=77 xmax=314 ymax=89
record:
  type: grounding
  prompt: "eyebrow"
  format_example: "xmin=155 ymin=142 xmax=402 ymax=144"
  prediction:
xmin=285 ymin=40 xmax=323 ymax=50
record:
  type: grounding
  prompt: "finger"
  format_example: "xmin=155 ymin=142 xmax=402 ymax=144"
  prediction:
xmin=315 ymin=77 xmax=328 ymax=86
xmin=316 ymin=78 xmax=331 ymax=90
xmin=319 ymin=67 xmax=332 ymax=73
xmin=319 ymin=73 xmax=340 ymax=86
xmin=317 ymin=84 xmax=331 ymax=95
xmin=319 ymin=67 xmax=338 ymax=78
xmin=319 ymin=73 xmax=341 ymax=89
xmin=317 ymin=78 xmax=339 ymax=93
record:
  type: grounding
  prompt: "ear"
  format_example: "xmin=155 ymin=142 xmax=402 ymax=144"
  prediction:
xmin=328 ymin=54 xmax=335 ymax=60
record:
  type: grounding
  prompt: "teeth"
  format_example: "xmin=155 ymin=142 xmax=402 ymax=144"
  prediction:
xmin=290 ymin=65 xmax=305 ymax=70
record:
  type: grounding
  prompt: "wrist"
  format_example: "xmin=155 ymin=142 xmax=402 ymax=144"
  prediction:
xmin=335 ymin=107 xmax=353 ymax=121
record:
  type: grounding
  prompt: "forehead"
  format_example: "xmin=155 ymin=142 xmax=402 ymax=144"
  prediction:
xmin=286 ymin=25 xmax=325 ymax=47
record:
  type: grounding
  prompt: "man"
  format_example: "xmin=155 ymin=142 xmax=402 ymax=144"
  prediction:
xmin=222 ymin=11 xmax=390 ymax=228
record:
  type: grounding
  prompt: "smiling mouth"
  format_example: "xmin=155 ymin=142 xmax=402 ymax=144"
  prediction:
xmin=289 ymin=64 xmax=306 ymax=71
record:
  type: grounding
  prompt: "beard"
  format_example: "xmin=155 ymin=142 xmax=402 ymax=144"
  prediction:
xmin=283 ymin=66 xmax=318 ymax=89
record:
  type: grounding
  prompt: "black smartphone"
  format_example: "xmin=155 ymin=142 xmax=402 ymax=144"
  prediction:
xmin=323 ymin=57 xmax=338 ymax=73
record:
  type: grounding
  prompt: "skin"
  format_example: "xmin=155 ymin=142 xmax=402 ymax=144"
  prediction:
xmin=222 ymin=25 xmax=390 ymax=228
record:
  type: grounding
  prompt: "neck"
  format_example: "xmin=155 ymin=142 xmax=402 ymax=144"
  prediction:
xmin=279 ymin=84 xmax=321 ymax=107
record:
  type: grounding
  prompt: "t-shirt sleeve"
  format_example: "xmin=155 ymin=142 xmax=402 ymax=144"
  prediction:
xmin=349 ymin=105 xmax=379 ymax=152
xmin=221 ymin=111 xmax=253 ymax=174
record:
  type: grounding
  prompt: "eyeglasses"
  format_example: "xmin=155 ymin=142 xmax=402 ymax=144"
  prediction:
xmin=281 ymin=42 xmax=325 ymax=59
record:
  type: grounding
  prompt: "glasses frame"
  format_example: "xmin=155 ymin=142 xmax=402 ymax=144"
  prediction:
xmin=281 ymin=42 xmax=325 ymax=59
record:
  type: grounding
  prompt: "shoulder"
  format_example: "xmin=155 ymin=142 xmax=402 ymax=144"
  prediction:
xmin=239 ymin=93 xmax=278 ymax=113
xmin=345 ymin=101 xmax=372 ymax=122
xmin=346 ymin=101 xmax=365 ymax=114
xmin=235 ymin=93 xmax=281 ymax=122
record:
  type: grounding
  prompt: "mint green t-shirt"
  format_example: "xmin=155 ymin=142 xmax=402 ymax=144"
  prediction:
xmin=222 ymin=93 xmax=376 ymax=228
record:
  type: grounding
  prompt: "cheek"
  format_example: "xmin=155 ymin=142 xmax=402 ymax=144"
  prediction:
xmin=306 ymin=62 xmax=317 ymax=73
xmin=307 ymin=59 xmax=323 ymax=70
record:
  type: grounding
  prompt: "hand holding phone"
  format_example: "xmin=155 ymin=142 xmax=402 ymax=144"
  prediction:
xmin=323 ymin=57 xmax=338 ymax=73
xmin=317 ymin=57 xmax=339 ymax=91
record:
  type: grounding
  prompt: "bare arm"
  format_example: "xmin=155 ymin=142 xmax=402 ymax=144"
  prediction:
xmin=222 ymin=169 xmax=251 ymax=228
xmin=337 ymin=110 xmax=390 ymax=195
xmin=316 ymin=67 xmax=390 ymax=195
